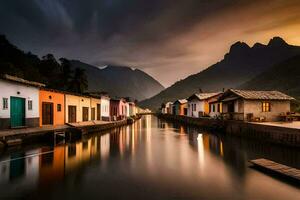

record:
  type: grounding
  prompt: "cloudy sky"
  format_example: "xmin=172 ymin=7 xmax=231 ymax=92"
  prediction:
xmin=1 ymin=0 xmax=300 ymax=87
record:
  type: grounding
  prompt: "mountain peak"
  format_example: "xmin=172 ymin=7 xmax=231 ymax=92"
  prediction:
xmin=268 ymin=37 xmax=288 ymax=47
xmin=230 ymin=41 xmax=250 ymax=51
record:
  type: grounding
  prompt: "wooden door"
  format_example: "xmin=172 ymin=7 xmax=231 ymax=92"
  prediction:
xmin=68 ymin=106 xmax=76 ymax=123
xmin=97 ymin=104 xmax=101 ymax=120
xmin=10 ymin=97 xmax=25 ymax=127
xmin=42 ymin=102 xmax=53 ymax=125
xmin=82 ymin=107 xmax=89 ymax=121
xmin=91 ymin=108 xmax=95 ymax=120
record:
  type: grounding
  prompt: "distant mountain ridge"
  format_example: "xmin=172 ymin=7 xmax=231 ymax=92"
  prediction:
xmin=239 ymin=55 xmax=300 ymax=98
xmin=0 ymin=35 xmax=164 ymax=100
xmin=70 ymin=60 xmax=164 ymax=101
xmin=140 ymin=37 xmax=300 ymax=110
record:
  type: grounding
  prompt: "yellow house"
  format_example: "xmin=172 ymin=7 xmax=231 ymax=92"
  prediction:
xmin=65 ymin=94 xmax=91 ymax=123
xmin=90 ymin=97 xmax=101 ymax=121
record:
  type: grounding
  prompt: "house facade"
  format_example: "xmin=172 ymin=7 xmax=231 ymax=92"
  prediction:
xmin=0 ymin=75 xmax=44 ymax=129
xmin=165 ymin=102 xmax=173 ymax=114
xmin=100 ymin=95 xmax=110 ymax=121
xmin=173 ymin=99 xmax=188 ymax=116
xmin=65 ymin=94 xmax=91 ymax=123
xmin=39 ymin=88 xmax=65 ymax=126
xmin=110 ymin=98 xmax=127 ymax=120
xmin=129 ymin=102 xmax=136 ymax=116
xmin=220 ymin=89 xmax=294 ymax=121
xmin=187 ymin=93 xmax=222 ymax=118
xmin=90 ymin=97 xmax=101 ymax=121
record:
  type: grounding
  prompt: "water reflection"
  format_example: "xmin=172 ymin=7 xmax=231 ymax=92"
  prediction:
xmin=0 ymin=115 xmax=299 ymax=199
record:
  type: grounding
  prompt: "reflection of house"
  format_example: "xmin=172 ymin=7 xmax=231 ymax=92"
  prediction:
xmin=65 ymin=94 xmax=91 ymax=123
xmin=173 ymin=99 xmax=188 ymax=116
xmin=39 ymin=88 xmax=65 ymax=126
xmin=219 ymin=89 xmax=294 ymax=121
xmin=187 ymin=93 xmax=222 ymax=118
xmin=0 ymin=75 xmax=44 ymax=129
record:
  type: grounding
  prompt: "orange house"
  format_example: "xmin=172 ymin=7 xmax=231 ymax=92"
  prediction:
xmin=39 ymin=88 xmax=65 ymax=126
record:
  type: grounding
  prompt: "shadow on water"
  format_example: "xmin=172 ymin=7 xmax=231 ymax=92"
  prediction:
xmin=0 ymin=115 xmax=299 ymax=199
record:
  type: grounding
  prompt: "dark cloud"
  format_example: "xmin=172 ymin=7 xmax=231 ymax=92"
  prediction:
xmin=0 ymin=0 xmax=300 ymax=86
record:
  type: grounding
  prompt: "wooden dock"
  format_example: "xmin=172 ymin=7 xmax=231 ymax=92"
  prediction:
xmin=250 ymin=158 xmax=300 ymax=181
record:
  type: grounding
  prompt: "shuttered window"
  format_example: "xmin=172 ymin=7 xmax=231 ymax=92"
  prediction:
xmin=262 ymin=102 xmax=271 ymax=112
xmin=57 ymin=104 xmax=62 ymax=112
xmin=2 ymin=98 xmax=8 ymax=110
xmin=28 ymin=100 xmax=33 ymax=110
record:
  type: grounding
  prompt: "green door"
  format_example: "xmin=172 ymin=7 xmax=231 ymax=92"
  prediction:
xmin=10 ymin=97 xmax=25 ymax=128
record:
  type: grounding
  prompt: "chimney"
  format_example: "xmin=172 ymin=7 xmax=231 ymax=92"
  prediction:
xmin=199 ymin=88 xmax=203 ymax=93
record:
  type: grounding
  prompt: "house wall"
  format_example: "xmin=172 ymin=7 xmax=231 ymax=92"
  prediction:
xmin=119 ymin=100 xmax=127 ymax=118
xmin=0 ymin=80 xmax=39 ymax=129
xmin=187 ymin=99 xmax=205 ymax=117
xmin=90 ymin=98 xmax=101 ymax=120
xmin=179 ymin=103 xmax=188 ymax=116
xmin=39 ymin=90 xmax=65 ymax=126
xmin=100 ymin=97 xmax=110 ymax=120
xmin=243 ymin=100 xmax=290 ymax=121
xmin=65 ymin=94 xmax=91 ymax=123
xmin=110 ymin=100 xmax=120 ymax=120
xmin=209 ymin=102 xmax=222 ymax=118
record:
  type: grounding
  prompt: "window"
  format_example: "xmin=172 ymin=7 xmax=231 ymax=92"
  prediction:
xmin=213 ymin=105 xmax=215 ymax=112
xmin=217 ymin=104 xmax=220 ymax=112
xmin=28 ymin=100 xmax=33 ymax=110
xmin=2 ymin=98 xmax=8 ymax=110
xmin=57 ymin=104 xmax=62 ymax=112
xmin=262 ymin=102 xmax=271 ymax=112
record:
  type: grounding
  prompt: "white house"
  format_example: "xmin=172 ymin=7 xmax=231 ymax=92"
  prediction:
xmin=187 ymin=92 xmax=222 ymax=118
xmin=100 ymin=95 xmax=110 ymax=121
xmin=0 ymin=75 xmax=45 ymax=129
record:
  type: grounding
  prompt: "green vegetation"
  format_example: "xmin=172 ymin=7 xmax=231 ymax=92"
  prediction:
xmin=0 ymin=35 xmax=88 ymax=94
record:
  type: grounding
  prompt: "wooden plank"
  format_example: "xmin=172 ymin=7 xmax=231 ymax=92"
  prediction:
xmin=250 ymin=158 xmax=300 ymax=181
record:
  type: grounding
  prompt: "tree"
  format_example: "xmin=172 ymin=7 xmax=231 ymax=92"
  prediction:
xmin=59 ymin=58 xmax=73 ymax=90
xmin=68 ymin=67 xmax=88 ymax=93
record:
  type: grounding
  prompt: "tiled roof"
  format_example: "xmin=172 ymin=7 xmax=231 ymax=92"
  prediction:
xmin=229 ymin=89 xmax=294 ymax=100
xmin=188 ymin=92 xmax=222 ymax=101
xmin=174 ymin=99 xmax=188 ymax=104
xmin=1 ymin=74 xmax=45 ymax=87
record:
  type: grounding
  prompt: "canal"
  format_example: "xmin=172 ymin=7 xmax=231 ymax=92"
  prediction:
xmin=0 ymin=115 xmax=300 ymax=199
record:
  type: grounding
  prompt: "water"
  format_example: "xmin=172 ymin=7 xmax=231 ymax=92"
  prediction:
xmin=0 ymin=115 xmax=300 ymax=199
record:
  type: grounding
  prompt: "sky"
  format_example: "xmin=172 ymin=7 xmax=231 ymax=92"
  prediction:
xmin=1 ymin=0 xmax=300 ymax=87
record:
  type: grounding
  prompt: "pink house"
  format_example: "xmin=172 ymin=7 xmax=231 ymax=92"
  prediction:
xmin=110 ymin=98 xmax=127 ymax=120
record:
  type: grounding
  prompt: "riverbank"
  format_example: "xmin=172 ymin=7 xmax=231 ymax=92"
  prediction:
xmin=158 ymin=114 xmax=300 ymax=147
xmin=0 ymin=116 xmax=141 ymax=148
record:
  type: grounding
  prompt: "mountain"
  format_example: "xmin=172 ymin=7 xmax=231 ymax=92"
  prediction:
xmin=70 ymin=60 xmax=164 ymax=101
xmin=0 ymin=35 xmax=164 ymax=99
xmin=239 ymin=55 xmax=300 ymax=98
xmin=140 ymin=37 xmax=300 ymax=110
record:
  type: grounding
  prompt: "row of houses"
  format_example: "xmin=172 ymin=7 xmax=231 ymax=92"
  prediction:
xmin=0 ymin=74 xmax=142 ymax=130
xmin=161 ymin=89 xmax=295 ymax=122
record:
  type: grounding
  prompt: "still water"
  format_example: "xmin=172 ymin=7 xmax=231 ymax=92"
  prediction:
xmin=0 ymin=115 xmax=300 ymax=199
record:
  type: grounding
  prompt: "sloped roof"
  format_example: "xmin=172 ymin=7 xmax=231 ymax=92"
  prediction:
xmin=188 ymin=92 xmax=222 ymax=101
xmin=173 ymin=99 xmax=188 ymax=104
xmin=1 ymin=74 xmax=45 ymax=87
xmin=226 ymin=89 xmax=294 ymax=100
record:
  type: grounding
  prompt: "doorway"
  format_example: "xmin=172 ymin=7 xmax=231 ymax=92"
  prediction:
xmin=42 ymin=102 xmax=53 ymax=125
xmin=68 ymin=106 xmax=76 ymax=123
xmin=10 ymin=97 xmax=25 ymax=128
